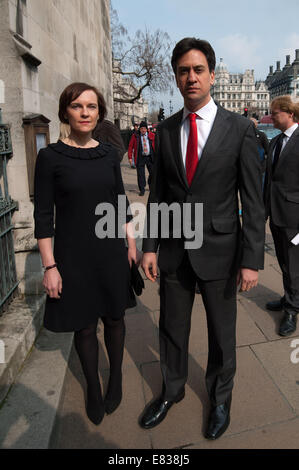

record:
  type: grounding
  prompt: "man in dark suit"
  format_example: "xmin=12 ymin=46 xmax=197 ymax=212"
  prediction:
xmin=129 ymin=121 xmax=155 ymax=196
xmin=264 ymin=95 xmax=299 ymax=336
xmin=139 ymin=38 xmax=265 ymax=439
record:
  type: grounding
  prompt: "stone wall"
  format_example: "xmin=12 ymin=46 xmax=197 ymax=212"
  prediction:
xmin=0 ymin=0 xmax=113 ymax=295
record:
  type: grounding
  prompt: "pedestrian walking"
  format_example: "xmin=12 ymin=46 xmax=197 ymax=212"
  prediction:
xmin=140 ymin=37 xmax=265 ymax=440
xmin=34 ymin=82 xmax=140 ymax=425
xmin=264 ymin=95 xmax=299 ymax=336
xmin=128 ymin=121 xmax=155 ymax=195
xmin=127 ymin=123 xmax=139 ymax=168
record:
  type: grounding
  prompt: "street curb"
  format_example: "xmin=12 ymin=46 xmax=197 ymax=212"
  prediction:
xmin=0 ymin=327 xmax=74 ymax=449
xmin=0 ymin=294 xmax=45 ymax=405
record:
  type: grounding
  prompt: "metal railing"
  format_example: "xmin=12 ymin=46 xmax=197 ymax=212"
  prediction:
xmin=0 ymin=109 xmax=19 ymax=314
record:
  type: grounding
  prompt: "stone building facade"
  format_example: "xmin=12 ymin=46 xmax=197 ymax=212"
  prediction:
xmin=211 ymin=58 xmax=269 ymax=118
xmin=0 ymin=0 xmax=113 ymax=296
xmin=265 ymin=50 xmax=299 ymax=101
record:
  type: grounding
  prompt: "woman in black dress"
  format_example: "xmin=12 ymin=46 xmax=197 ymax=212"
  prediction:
xmin=34 ymin=82 xmax=140 ymax=425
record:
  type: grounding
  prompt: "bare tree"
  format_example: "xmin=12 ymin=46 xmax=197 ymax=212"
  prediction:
xmin=111 ymin=6 xmax=173 ymax=104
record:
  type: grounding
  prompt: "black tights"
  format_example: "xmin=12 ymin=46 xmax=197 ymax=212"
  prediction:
xmin=74 ymin=316 xmax=125 ymax=421
xmin=103 ymin=316 xmax=125 ymax=401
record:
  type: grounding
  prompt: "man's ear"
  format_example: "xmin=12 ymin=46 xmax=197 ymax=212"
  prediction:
xmin=210 ymin=70 xmax=215 ymax=86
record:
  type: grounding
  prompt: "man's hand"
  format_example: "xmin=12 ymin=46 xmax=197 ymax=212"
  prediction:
xmin=237 ymin=268 xmax=258 ymax=292
xmin=142 ymin=252 xmax=158 ymax=282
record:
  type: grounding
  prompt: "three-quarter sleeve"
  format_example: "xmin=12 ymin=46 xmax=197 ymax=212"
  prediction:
xmin=34 ymin=149 xmax=55 ymax=239
xmin=112 ymin=149 xmax=133 ymax=224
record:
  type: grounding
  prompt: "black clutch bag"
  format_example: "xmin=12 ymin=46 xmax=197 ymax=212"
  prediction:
xmin=130 ymin=260 xmax=145 ymax=296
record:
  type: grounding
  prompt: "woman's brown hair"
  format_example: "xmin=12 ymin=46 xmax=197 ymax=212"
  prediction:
xmin=58 ymin=82 xmax=107 ymax=124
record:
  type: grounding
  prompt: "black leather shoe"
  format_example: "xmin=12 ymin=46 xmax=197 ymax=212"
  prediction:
xmin=104 ymin=373 xmax=122 ymax=414
xmin=205 ymin=401 xmax=231 ymax=440
xmin=139 ymin=191 xmax=145 ymax=196
xmin=139 ymin=392 xmax=185 ymax=429
xmin=266 ymin=298 xmax=284 ymax=311
xmin=279 ymin=313 xmax=297 ymax=336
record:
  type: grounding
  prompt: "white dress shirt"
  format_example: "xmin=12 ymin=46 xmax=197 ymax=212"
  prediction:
xmin=180 ymin=98 xmax=218 ymax=168
xmin=281 ymin=122 xmax=298 ymax=151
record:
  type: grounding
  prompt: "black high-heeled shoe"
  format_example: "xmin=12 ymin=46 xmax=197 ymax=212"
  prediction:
xmin=104 ymin=375 xmax=122 ymax=414
xmin=86 ymin=389 xmax=105 ymax=425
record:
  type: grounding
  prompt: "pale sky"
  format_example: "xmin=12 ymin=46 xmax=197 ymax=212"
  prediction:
xmin=111 ymin=0 xmax=299 ymax=115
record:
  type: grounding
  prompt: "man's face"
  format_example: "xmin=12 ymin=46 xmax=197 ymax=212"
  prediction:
xmin=271 ymin=107 xmax=294 ymax=131
xmin=140 ymin=126 xmax=147 ymax=135
xmin=175 ymin=49 xmax=215 ymax=111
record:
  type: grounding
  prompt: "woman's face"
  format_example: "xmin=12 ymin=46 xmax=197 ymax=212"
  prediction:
xmin=66 ymin=90 xmax=99 ymax=134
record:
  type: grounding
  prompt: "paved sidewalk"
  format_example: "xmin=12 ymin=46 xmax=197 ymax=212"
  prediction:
xmin=1 ymin=161 xmax=299 ymax=449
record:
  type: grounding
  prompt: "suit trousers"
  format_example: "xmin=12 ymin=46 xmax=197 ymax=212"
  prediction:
xmin=159 ymin=252 xmax=237 ymax=406
xmin=270 ymin=220 xmax=299 ymax=314
xmin=137 ymin=155 xmax=153 ymax=192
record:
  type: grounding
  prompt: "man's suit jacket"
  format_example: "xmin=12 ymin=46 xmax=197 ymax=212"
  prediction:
xmin=142 ymin=105 xmax=265 ymax=281
xmin=264 ymin=126 xmax=299 ymax=229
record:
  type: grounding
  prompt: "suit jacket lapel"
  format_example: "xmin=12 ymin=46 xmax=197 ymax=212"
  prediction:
xmin=169 ymin=109 xmax=190 ymax=189
xmin=275 ymin=126 xmax=299 ymax=170
xmin=267 ymin=133 xmax=279 ymax=177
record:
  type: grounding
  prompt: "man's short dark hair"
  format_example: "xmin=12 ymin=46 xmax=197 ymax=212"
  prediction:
xmin=171 ymin=37 xmax=216 ymax=74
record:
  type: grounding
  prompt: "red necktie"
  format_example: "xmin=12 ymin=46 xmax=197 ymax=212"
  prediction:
xmin=186 ymin=113 xmax=198 ymax=185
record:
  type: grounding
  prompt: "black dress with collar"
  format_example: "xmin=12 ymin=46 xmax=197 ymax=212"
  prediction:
xmin=34 ymin=140 xmax=133 ymax=332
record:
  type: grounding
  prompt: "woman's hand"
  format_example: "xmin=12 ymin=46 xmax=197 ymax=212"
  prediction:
xmin=127 ymin=246 xmax=142 ymax=267
xmin=43 ymin=268 xmax=63 ymax=299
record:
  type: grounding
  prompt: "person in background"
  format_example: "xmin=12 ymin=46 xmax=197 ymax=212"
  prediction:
xmin=34 ymin=82 xmax=140 ymax=426
xmin=250 ymin=117 xmax=269 ymax=188
xmin=93 ymin=119 xmax=126 ymax=161
xmin=128 ymin=123 xmax=139 ymax=168
xmin=136 ymin=121 xmax=155 ymax=196
xmin=264 ymin=95 xmax=299 ymax=336
xmin=128 ymin=121 xmax=155 ymax=195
